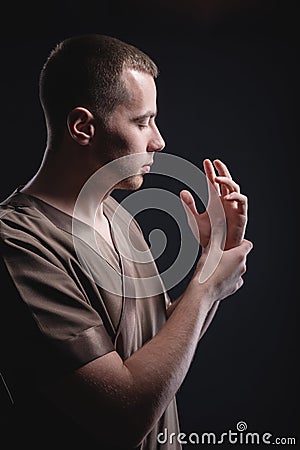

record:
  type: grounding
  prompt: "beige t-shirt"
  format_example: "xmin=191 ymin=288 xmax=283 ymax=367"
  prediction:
xmin=0 ymin=188 xmax=181 ymax=450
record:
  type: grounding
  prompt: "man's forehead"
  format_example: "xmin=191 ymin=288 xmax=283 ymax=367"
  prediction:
xmin=122 ymin=67 xmax=155 ymax=83
xmin=122 ymin=68 xmax=156 ymax=97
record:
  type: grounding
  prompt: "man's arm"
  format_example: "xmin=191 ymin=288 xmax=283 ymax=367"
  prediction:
xmin=44 ymin=240 xmax=252 ymax=448
xmin=167 ymin=294 xmax=220 ymax=341
xmin=166 ymin=294 xmax=182 ymax=317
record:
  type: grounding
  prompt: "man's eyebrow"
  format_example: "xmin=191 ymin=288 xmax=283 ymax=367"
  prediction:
xmin=132 ymin=110 xmax=157 ymax=121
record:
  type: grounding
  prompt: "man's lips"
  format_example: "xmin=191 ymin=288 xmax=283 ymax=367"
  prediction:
xmin=141 ymin=160 xmax=153 ymax=173
xmin=141 ymin=164 xmax=152 ymax=173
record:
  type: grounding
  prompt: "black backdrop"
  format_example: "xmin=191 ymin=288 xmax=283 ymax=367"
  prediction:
xmin=1 ymin=1 xmax=298 ymax=447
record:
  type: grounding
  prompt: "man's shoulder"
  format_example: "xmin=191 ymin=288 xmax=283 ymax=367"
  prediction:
xmin=0 ymin=190 xmax=57 ymax=243
xmin=0 ymin=188 xmax=19 ymax=215
xmin=0 ymin=190 xmax=25 ymax=228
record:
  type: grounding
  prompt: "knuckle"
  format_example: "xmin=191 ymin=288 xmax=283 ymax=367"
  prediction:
xmin=237 ymin=252 xmax=245 ymax=264
xmin=241 ymin=263 xmax=247 ymax=275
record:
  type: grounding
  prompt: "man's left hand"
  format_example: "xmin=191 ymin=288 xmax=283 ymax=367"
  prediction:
xmin=180 ymin=158 xmax=248 ymax=250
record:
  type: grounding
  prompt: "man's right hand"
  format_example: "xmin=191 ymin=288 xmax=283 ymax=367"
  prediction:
xmin=193 ymin=238 xmax=253 ymax=304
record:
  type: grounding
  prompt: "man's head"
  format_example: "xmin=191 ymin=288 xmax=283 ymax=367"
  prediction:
xmin=39 ymin=34 xmax=159 ymax=144
xmin=39 ymin=34 xmax=165 ymax=191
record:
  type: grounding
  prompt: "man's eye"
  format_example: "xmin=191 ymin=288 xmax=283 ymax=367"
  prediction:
xmin=138 ymin=123 xmax=148 ymax=129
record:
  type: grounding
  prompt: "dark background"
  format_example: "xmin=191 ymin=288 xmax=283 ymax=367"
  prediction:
xmin=1 ymin=0 xmax=298 ymax=447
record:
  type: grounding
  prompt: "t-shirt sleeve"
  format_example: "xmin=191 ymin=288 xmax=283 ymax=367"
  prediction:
xmin=0 ymin=217 xmax=115 ymax=380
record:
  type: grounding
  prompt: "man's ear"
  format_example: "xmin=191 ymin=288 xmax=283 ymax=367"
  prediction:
xmin=67 ymin=107 xmax=95 ymax=145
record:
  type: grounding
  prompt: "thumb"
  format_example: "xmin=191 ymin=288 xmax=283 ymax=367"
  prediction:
xmin=180 ymin=190 xmax=199 ymax=216
xmin=225 ymin=238 xmax=253 ymax=258
xmin=240 ymin=238 xmax=254 ymax=255
xmin=180 ymin=190 xmax=201 ymax=242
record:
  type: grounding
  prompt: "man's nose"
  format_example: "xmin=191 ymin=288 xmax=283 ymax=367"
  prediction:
xmin=148 ymin=124 xmax=165 ymax=152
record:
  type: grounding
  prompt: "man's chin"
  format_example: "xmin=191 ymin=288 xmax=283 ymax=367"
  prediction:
xmin=115 ymin=175 xmax=144 ymax=191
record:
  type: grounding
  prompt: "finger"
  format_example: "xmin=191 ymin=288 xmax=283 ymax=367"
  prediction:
xmin=203 ymin=158 xmax=220 ymax=195
xmin=241 ymin=238 xmax=253 ymax=254
xmin=213 ymin=160 xmax=233 ymax=196
xmin=224 ymin=192 xmax=247 ymax=215
xmin=214 ymin=176 xmax=240 ymax=194
xmin=180 ymin=190 xmax=201 ymax=241
xmin=215 ymin=175 xmax=230 ymax=197
xmin=227 ymin=238 xmax=253 ymax=257
xmin=180 ymin=190 xmax=199 ymax=216
xmin=213 ymin=159 xmax=232 ymax=179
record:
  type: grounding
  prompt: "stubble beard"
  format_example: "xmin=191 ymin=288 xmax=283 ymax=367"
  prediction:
xmin=115 ymin=174 xmax=144 ymax=191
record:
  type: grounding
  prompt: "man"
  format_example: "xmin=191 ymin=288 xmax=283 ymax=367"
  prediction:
xmin=0 ymin=34 xmax=252 ymax=449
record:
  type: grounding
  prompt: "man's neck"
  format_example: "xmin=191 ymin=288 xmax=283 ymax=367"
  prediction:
xmin=20 ymin=146 xmax=107 ymax=222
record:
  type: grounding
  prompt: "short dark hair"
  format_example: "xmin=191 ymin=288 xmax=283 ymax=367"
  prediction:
xmin=39 ymin=34 xmax=158 ymax=140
